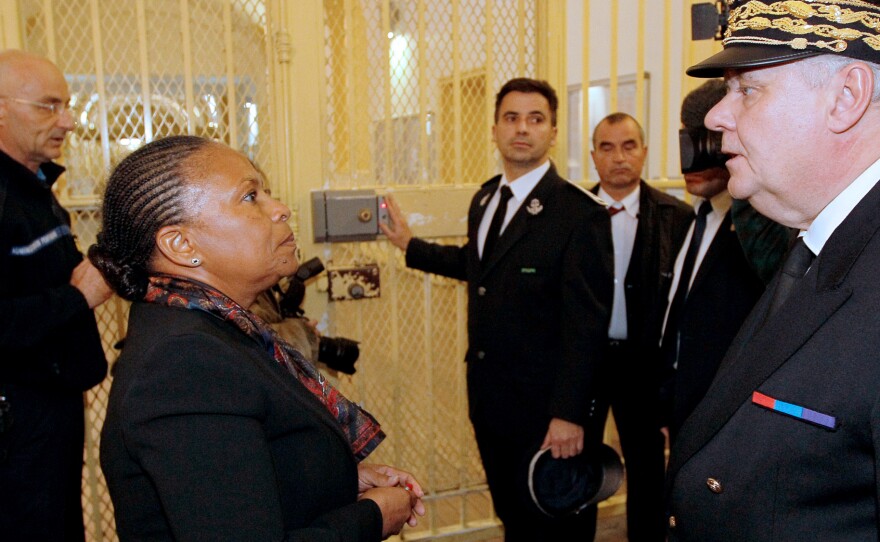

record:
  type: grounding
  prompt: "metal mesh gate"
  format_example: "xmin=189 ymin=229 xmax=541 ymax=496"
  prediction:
xmin=322 ymin=0 xmax=538 ymax=188
xmin=317 ymin=1 xmax=543 ymax=538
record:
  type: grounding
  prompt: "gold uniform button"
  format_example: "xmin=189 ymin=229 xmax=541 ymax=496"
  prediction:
xmin=668 ymin=516 xmax=677 ymax=528
xmin=706 ymin=478 xmax=723 ymax=493
xmin=477 ymin=286 xmax=487 ymax=296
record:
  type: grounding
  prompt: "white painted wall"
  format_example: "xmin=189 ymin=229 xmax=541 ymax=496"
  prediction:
xmin=567 ymin=0 xmax=703 ymax=182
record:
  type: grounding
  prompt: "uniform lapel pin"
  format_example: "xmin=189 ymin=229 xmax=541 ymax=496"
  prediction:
xmin=526 ymin=198 xmax=543 ymax=215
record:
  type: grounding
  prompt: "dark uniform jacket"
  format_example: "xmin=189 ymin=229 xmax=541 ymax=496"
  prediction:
xmin=660 ymin=207 xmax=765 ymax=441
xmin=101 ymin=303 xmax=383 ymax=542
xmin=405 ymin=165 xmax=613 ymax=438
xmin=666 ymin=180 xmax=880 ymax=541
xmin=0 ymin=149 xmax=105 ymax=390
xmin=594 ymin=181 xmax=693 ymax=355
xmin=0 ymin=149 xmax=106 ymax=542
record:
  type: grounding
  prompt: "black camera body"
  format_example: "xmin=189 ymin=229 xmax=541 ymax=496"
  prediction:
xmin=679 ymin=127 xmax=727 ymax=174
xmin=278 ymin=257 xmax=324 ymax=319
xmin=278 ymin=257 xmax=360 ymax=375
xmin=691 ymin=1 xmax=729 ymax=41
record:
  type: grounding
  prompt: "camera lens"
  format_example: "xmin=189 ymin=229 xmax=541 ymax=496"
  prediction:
xmin=679 ymin=128 xmax=727 ymax=174
xmin=318 ymin=337 xmax=360 ymax=375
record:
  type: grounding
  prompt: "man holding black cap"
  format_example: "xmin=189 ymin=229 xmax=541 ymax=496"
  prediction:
xmin=666 ymin=1 xmax=880 ymax=540
xmin=383 ymin=77 xmax=613 ymax=541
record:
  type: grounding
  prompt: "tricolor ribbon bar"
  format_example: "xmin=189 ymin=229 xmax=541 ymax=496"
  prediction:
xmin=752 ymin=391 xmax=837 ymax=431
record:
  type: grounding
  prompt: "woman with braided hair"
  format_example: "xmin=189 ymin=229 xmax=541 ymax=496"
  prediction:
xmin=91 ymin=135 xmax=424 ymax=541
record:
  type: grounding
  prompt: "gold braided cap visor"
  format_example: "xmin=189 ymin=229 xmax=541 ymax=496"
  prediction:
xmin=687 ymin=0 xmax=880 ymax=78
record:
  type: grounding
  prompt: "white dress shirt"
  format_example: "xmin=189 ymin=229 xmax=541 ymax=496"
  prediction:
xmin=598 ymin=185 xmax=641 ymax=340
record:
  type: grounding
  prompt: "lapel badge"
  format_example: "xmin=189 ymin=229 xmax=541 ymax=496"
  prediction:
xmin=480 ymin=193 xmax=491 ymax=207
xmin=526 ymin=198 xmax=543 ymax=216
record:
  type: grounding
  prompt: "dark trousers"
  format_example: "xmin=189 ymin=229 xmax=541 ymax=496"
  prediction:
xmin=472 ymin=423 xmax=598 ymax=542
xmin=597 ymin=340 xmax=667 ymax=542
xmin=0 ymin=383 xmax=87 ymax=542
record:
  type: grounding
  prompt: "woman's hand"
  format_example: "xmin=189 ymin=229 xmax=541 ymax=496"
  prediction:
xmin=357 ymin=463 xmax=424 ymax=497
xmin=357 ymin=463 xmax=426 ymax=537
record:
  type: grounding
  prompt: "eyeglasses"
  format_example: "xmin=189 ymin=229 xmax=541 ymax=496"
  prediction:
xmin=2 ymin=96 xmax=73 ymax=116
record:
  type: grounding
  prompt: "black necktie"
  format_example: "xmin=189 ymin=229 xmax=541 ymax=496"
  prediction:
xmin=766 ymin=237 xmax=814 ymax=316
xmin=663 ymin=201 xmax=712 ymax=361
xmin=482 ymin=185 xmax=513 ymax=260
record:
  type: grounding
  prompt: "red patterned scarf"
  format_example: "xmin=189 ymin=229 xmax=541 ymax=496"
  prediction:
xmin=144 ymin=274 xmax=384 ymax=461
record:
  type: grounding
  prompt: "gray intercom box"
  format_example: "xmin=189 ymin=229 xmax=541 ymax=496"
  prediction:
xmin=311 ymin=189 xmax=390 ymax=242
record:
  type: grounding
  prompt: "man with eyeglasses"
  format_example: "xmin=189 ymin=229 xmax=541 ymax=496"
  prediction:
xmin=0 ymin=49 xmax=111 ymax=542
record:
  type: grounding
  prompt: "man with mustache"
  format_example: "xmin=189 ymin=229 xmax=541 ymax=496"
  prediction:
xmin=0 ymin=49 xmax=112 ymax=541
xmin=589 ymin=112 xmax=693 ymax=542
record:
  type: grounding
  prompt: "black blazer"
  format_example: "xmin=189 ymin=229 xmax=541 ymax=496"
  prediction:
xmin=665 ymin=184 xmax=880 ymax=540
xmin=660 ymin=209 xmax=765 ymax=439
xmin=593 ymin=181 xmax=693 ymax=352
xmin=405 ymin=165 xmax=614 ymax=436
xmin=100 ymin=303 xmax=383 ymax=542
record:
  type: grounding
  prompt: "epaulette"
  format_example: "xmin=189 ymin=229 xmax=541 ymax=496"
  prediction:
xmin=480 ymin=174 xmax=503 ymax=189
xmin=564 ymin=179 xmax=608 ymax=207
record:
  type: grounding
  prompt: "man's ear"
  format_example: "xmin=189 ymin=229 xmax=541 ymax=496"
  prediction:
xmin=828 ymin=62 xmax=874 ymax=134
xmin=155 ymin=225 xmax=200 ymax=268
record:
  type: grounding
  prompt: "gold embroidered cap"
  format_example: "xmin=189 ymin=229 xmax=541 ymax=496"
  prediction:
xmin=687 ymin=0 xmax=880 ymax=78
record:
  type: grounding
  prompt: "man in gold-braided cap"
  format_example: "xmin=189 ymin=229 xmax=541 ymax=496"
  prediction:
xmin=665 ymin=1 xmax=880 ymax=540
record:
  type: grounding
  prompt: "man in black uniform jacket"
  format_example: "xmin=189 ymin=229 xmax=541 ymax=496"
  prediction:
xmin=666 ymin=1 xmax=880 ymax=538
xmin=0 ymin=49 xmax=112 ymax=542
xmin=382 ymin=77 xmax=613 ymax=541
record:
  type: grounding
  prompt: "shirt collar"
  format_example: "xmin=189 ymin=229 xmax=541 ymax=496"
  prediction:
xmin=500 ymin=160 xmax=551 ymax=202
xmin=694 ymin=190 xmax=732 ymax=217
xmin=36 ymin=167 xmax=48 ymax=187
xmin=598 ymin=184 xmax=641 ymax=218
xmin=803 ymin=155 xmax=880 ymax=255
xmin=0 ymin=148 xmax=65 ymax=189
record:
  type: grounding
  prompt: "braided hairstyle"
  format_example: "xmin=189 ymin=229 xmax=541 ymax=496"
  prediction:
xmin=89 ymin=135 xmax=212 ymax=301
